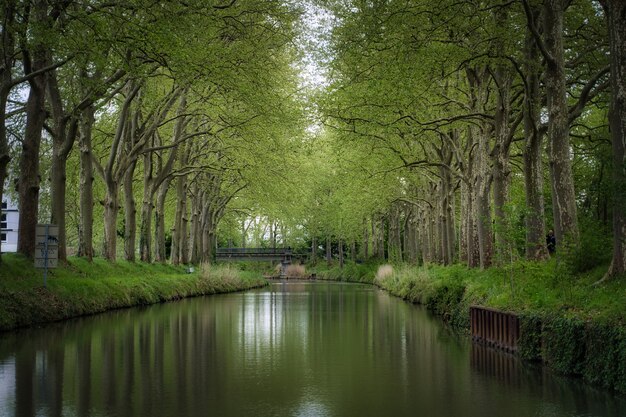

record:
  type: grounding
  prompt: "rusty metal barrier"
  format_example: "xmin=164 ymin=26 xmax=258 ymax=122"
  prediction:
xmin=470 ymin=306 xmax=520 ymax=352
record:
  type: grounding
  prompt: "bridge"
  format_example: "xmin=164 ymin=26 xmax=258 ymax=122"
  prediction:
xmin=215 ymin=247 xmax=293 ymax=263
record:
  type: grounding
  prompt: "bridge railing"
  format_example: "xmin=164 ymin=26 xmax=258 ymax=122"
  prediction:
xmin=216 ymin=248 xmax=293 ymax=256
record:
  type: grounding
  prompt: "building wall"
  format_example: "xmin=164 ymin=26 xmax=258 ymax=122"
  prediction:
xmin=1 ymin=194 xmax=19 ymax=253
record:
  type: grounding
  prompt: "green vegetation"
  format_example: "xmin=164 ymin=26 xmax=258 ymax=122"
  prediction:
xmin=0 ymin=254 xmax=266 ymax=332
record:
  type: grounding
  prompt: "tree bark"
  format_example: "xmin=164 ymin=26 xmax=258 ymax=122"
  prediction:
xmin=78 ymin=105 xmax=95 ymax=260
xmin=0 ymin=0 xmax=17 ymax=261
xmin=600 ymin=0 xmax=626 ymax=279
xmin=326 ymin=236 xmax=332 ymax=266
xmin=102 ymin=184 xmax=119 ymax=261
xmin=123 ymin=160 xmax=137 ymax=261
xmin=17 ymin=55 xmax=47 ymax=258
xmin=311 ymin=235 xmax=317 ymax=265
xmin=338 ymin=238 xmax=344 ymax=269
xmin=154 ymin=178 xmax=171 ymax=262
xmin=492 ymin=58 xmax=514 ymax=263
xmin=543 ymin=0 xmax=579 ymax=247
xmin=363 ymin=218 xmax=369 ymax=260
xmin=467 ymin=67 xmax=493 ymax=268
xmin=523 ymin=10 xmax=549 ymax=261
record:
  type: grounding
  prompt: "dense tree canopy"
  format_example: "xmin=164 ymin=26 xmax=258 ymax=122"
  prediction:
xmin=0 ymin=0 xmax=623 ymax=279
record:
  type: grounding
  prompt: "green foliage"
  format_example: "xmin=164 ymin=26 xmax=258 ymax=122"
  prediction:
xmin=542 ymin=316 xmax=586 ymax=375
xmin=583 ymin=323 xmax=625 ymax=389
xmin=518 ymin=314 xmax=543 ymax=362
xmin=561 ymin=216 xmax=612 ymax=274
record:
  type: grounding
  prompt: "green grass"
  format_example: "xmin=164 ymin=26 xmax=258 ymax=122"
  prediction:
xmin=318 ymin=259 xmax=625 ymax=323
xmin=310 ymin=260 xmax=378 ymax=283
xmin=0 ymin=254 xmax=266 ymax=331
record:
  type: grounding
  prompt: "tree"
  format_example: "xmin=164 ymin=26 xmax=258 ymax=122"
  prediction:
xmin=599 ymin=0 xmax=626 ymax=279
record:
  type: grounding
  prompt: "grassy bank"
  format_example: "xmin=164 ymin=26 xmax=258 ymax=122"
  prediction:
xmin=0 ymin=254 xmax=266 ymax=332
xmin=313 ymin=259 xmax=626 ymax=393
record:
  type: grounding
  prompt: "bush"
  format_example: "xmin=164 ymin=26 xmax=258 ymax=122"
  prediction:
xmin=561 ymin=217 xmax=612 ymax=274
xmin=285 ymin=264 xmax=307 ymax=278
xmin=374 ymin=264 xmax=394 ymax=284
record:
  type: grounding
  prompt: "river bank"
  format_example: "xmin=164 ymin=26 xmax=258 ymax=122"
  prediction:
xmin=0 ymin=254 xmax=266 ymax=332
xmin=312 ymin=260 xmax=626 ymax=393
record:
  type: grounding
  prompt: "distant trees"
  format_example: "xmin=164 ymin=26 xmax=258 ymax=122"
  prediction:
xmin=313 ymin=0 xmax=616 ymax=272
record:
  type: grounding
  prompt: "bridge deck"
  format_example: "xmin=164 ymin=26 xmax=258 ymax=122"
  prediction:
xmin=215 ymin=248 xmax=292 ymax=262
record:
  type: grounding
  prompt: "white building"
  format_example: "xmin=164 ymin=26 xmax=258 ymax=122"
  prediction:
xmin=1 ymin=193 xmax=18 ymax=252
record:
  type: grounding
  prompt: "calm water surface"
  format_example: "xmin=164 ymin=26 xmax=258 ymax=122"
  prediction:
xmin=0 ymin=282 xmax=624 ymax=417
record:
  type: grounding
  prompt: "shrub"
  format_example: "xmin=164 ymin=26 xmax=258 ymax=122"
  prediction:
xmin=374 ymin=264 xmax=394 ymax=284
xmin=285 ymin=264 xmax=306 ymax=278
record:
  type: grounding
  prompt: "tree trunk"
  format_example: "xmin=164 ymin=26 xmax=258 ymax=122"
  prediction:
xmin=123 ymin=161 xmax=137 ymax=261
xmin=544 ymin=0 xmax=579 ymax=248
xmin=0 ymin=0 xmax=17 ymax=261
xmin=139 ymin=196 xmax=152 ymax=262
xmin=523 ymin=15 xmax=549 ymax=261
xmin=467 ymin=68 xmax=493 ymax=269
xmin=311 ymin=235 xmax=317 ymax=266
xmin=350 ymin=239 xmax=356 ymax=263
xmin=492 ymin=63 xmax=513 ymax=263
xmin=171 ymin=175 xmax=186 ymax=265
xmin=326 ymin=236 xmax=332 ymax=266
xmin=139 ymin=150 xmax=153 ymax=262
xmin=188 ymin=188 xmax=201 ymax=264
xmin=388 ymin=205 xmax=402 ymax=262
xmin=600 ymin=0 xmax=626 ymax=278
xmin=338 ymin=239 xmax=344 ymax=269
xmin=78 ymin=105 xmax=95 ymax=260
xmin=154 ymin=178 xmax=171 ymax=262
xmin=102 ymin=184 xmax=119 ymax=261
xmin=363 ymin=219 xmax=369 ymax=260
xmin=17 ymin=67 xmax=46 ymax=258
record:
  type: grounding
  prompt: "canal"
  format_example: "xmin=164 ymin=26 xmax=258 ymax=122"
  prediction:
xmin=0 ymin=282 xmax=623 ymax=416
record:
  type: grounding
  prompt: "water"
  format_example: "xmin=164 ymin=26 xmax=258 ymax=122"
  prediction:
xmin=0 ymin=281 xmax=623 ymax=417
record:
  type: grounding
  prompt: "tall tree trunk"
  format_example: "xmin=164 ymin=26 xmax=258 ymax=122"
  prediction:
xmin=544 ymin=0 xmax=579 ymax=247
xmin=102 ymin=184 xmax=119 ymax=261
xmin=600 ymin=0 xmax=626 ymax=278
xmin=492 ymin=63 xmax=513 ymax=263
xmin=171 ymin=175 xmax=186 ymax=265
xmin=154 ymin=178 xmax=171 ymax=262
xmin=467 ymin=68 xmax=493 ymax=269
xmin=0 ymin=0 xmax=17 ymax=261
xmin=350 ymin=239 xmax=356 ymax=263
xmin=123 ymin=161 xmax=137 ymax=261
xmin=311 ymin=235 xmax=317 ymax=266
xmin=326 ymin=236 xmax=332 ymax=266
xmin=388 ymin=204 xmax=402 ymax=262
xmin=476 ymin=134 xmax=494 ymax=269
xmin=17 ymin=66 xmax=46 ymax=258
xmin=188 ymin=188 xmax=201 ymax=264
xmin=338 ymin=239 xmax=344 ymax=269
xmin=523 ymin=12 xmax=549 ymax=260
xmin=180 ymin=199 xmax=188 ymax=264
xmin=363 ymin=219 xmax=369 ymax=260
xmin=78 ymin=105 xmax=95 ymax=260
xmin=139 ymin=151 xmax=153 ymax=262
